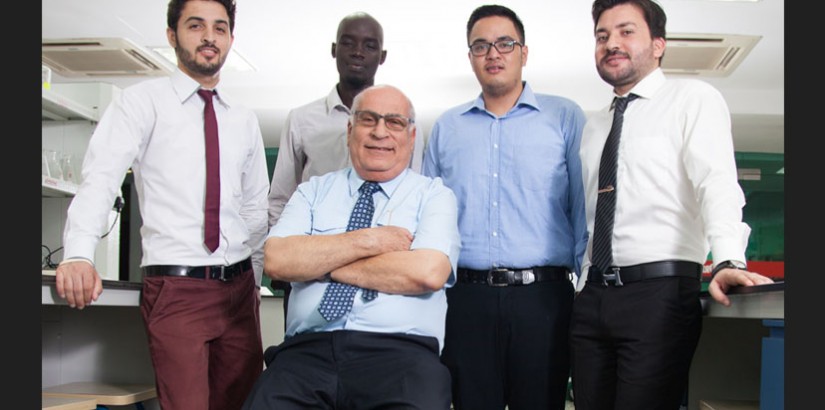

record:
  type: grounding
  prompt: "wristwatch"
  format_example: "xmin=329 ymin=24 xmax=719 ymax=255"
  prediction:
xmin=711 ymin=260 xmax=746 ymax=278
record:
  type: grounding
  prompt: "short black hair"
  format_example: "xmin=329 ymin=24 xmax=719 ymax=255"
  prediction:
xmin=591 ymin=0 xmax=666 ymax=39
xmin=466 ymin=4 xmax=525 ymax=44
xmin=167 ymin=0 xmax=237 ymax=34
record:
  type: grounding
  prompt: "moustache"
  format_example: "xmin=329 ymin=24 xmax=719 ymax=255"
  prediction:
xmin=603 ymin=49 xmax=629 ymax=62
xmin=198 ymin=43 xmax=220 ymax=53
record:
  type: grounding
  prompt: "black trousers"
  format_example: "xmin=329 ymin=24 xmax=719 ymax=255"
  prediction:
xmin=441 ymin=280 xmax=574 ymax=410
xmin=570 ymin=276 xmax=703 ymax=410
xmin=243 ymin=330 xmax=452 ymax=410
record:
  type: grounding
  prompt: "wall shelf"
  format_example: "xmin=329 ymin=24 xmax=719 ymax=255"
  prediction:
xmin=42 ymin=87 xmax=98 ymax=122
xmin=42 ymin=82 xmax=120 ymax=122
xmin=42 ymin=175 xmax=79 ymax=197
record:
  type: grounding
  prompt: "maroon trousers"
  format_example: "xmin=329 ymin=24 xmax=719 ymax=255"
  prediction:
xmin=140 ymin=270 xmax=263 ymax=410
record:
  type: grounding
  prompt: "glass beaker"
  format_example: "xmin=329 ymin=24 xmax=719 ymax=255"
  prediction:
xmin=43 ymin=149 xmax=63 ymax=180
xmin=61 ymin=153 xmax=78 ymax=185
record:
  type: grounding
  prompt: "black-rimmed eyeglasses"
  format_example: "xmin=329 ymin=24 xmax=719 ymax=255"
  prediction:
xmin=353 ymin=110 xmax=414 ymax=132
xmin=469 ymin=39 xmax=523 ymax=57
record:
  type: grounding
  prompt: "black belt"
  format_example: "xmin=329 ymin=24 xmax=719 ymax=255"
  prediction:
xmin=142 ymin=257 xmax=252 ymax=282
xmin=457 ymin=266 xmax=569 ymax=286
xmin=587 ymin=260 xmax=702 ymax=287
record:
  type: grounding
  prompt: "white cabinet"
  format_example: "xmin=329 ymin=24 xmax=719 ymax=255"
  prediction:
xmin=42 ymin=82 xmax=123 ymax=281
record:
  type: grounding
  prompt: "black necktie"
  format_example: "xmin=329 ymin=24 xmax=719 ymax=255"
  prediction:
xmin=591 ymin=94 xmax=638 ymax=273
xmin=317 ymin=181 xmax=381 ymax=321
xmin=198 ymin=89 xmax=220 ymax=253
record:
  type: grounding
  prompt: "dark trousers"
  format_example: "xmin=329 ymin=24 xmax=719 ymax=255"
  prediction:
xmin=570 ymin=276 xmax=702 ymax=410
xmin=140 ymin=270 xmax=263 ymax=410
xmin=244 ymin=330 xmax=452 ymax=409
xmin=441 ymin=280 xmax=574 ymax=410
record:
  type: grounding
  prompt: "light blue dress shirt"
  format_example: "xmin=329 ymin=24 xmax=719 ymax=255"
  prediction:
xmin=422 ymin=82 xmax=587 ymax=277
xmin=270 ymin=167 xmax=461 ymax=351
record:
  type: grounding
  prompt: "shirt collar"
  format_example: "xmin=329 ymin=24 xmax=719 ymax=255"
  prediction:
xmin=347 ymin=168 xmax=409 ymax=198
xmin=616 ymin=67 xmax=665 ymax=101
xmin=325 ymin=85 xmax=350 ymax=115
xmin=464 ymin=81 xmax=540 ymax=115
xmin=171 ymin=67 xmax=232 ymax=108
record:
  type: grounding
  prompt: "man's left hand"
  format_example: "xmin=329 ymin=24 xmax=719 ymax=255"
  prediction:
xmin=708 ymin=268 xmax=775 ymax=306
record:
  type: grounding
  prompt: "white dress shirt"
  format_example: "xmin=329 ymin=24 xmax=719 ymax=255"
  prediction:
xmin=63 ymin=68 xmax=270 ymax=285
xmin=579 ymin=68 xmax=750 ymax=290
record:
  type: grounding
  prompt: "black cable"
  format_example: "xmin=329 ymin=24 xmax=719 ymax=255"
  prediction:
xmin=42 ymin=197 xmax=124 ymax=269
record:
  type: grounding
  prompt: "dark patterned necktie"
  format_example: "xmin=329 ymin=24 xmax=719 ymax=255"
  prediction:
xmin=197 ymin=89 xmax=220 ymax=253
xmin=318 ymin=181 xmax=381 ymax=321
xmin=591 ymin=94 xmax=638 ymax=273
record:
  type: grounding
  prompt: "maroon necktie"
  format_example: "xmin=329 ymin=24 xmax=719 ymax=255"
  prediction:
xmin=198 ymin=89 xmax=220 ymax=253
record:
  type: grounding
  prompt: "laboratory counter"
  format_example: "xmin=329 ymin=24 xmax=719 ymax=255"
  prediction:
xmin=690 ymin=281 xmax=784 ymax=410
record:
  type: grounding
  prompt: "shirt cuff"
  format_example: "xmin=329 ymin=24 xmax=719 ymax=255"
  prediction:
xmin=58 ymin=257 xmax=95 ymax=268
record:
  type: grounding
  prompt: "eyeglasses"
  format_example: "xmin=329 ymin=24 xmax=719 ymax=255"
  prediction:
xmin=469 ymin=39 xmax=523 ymax=57
xmin=353 ymin=110 xmax=414 ymax=132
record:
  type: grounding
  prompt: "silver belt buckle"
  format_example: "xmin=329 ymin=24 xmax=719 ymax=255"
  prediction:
xmin=217 ymin=265 xmax=227 ymax=281
xmin=487 ymin=269 xmax=509 ymax=287
xmin=602 ymin=267 xmax=623 ymax=287
xmin=519 ymin=269 xmax=536 ymax=285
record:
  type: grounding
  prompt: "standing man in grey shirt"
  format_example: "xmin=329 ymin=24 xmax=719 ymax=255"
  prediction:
xmin=266 ymin=11 xmax=386 ymax=321
xmin=267 ymin=11 xmax=386 ymax=226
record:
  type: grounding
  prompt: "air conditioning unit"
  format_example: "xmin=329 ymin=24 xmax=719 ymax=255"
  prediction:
xmin=42 ymin=37 xmax=174 ymax=78
xmin=662 ymin=33 xmax=761 ymax=77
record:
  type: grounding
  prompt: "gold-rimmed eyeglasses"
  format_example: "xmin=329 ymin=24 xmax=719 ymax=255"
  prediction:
xmin=469 ymin=39 xmax=523 ymax=57
xmin=353 ymin=110 xmax=414 ymax=132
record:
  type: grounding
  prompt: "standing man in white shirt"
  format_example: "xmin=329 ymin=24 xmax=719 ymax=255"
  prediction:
xmin=571 ymin=1 xmax=774 ymax=409
xmin=55 ymin=1 xmax=269 ymax=408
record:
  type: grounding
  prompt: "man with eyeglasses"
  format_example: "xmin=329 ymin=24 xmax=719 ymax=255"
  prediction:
xmin=244 ymin=84 xmax=461 ymax=409
xmin=422 ymin=4 xmax=587 ymax=410
xmin=266 ymin=11 xmax=426 ymax=324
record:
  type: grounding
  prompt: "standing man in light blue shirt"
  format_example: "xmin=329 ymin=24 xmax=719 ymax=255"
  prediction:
xmin=244 ymin=84 xmax=460 ymax=409
xmin=422 ymin=4 xmax=587 ymax=410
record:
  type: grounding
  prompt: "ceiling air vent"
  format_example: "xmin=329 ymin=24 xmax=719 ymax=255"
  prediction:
xmin=42 ymin=37 xmax=173 ymax=78
xmin=662 ymin=33 xmax=761 ymax=77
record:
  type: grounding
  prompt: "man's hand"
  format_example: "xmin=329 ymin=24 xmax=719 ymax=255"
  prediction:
xmin=707 ymin=268 xmax=775 ymax=307
xmin=359 ymin=225 xmax=414 ymax=253
xmin=55 ymin=260 xmax=103 ymax=309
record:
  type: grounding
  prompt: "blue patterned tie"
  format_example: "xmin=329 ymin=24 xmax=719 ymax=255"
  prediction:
xmin=318 ymin=181 xmax=381 ymax=321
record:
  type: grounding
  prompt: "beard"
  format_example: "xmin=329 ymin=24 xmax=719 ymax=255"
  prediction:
xmin=596 ymin=46 xmax=660 ymax=90
xmin=597 ymin=62 xmax=638 ymax=90
xmin=176 ymin=44 xmax=225 ymax=77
